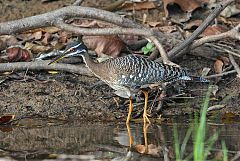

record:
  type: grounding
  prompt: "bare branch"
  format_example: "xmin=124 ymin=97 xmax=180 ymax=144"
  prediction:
xmin=192 ymin=24 xmax=240 ymax=49
xmin=54 ymin=20 xmax=152 ymax=36
xmin=229 ymin=54 xmax=240 ymax=78
xmin=204 ymin=70 xmax=236 ymax=78
xmin=167 ymin=0 xmax=235 ymax=59
xmin=0 ymin=6 xmax=142 ymax=35
xmin=0 ymin=6 xmax=170 ymax=64
xmin=0 ymin=61 xmax=93 ymax=77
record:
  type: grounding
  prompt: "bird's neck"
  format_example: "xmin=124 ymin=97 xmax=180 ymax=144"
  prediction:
xmin=81 ymin=53 xmax=104 ymax=77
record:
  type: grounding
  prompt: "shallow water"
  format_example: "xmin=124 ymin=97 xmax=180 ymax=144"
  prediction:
xmin=0 ymin=118 xmax=239 ymax=161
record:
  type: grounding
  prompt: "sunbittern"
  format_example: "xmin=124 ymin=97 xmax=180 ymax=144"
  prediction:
xmin=49 ymin=40 xmax=208 ymax=124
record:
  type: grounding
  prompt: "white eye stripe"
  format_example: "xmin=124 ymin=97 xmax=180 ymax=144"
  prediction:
xmin=66 ymin=42 xmax=83 ymax=53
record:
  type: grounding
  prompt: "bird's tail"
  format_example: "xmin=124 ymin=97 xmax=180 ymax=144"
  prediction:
xmin=189 ymin=76 xmax=209 ymax=82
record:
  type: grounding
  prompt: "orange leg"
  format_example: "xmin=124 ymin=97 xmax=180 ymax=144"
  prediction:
xmin=142 ymin=91 xmax=150 ymax=124
xmin=126 ymin=96 xmax=133 ymax=124
xmin=126 ymin=123 xmax=134 ymax=148
xmin=143 ymin=122 xmax=150 ymax=153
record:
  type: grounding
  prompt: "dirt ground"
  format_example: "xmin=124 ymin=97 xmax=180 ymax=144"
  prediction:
xmin=0 ymin=0 xmax=239 ymax=122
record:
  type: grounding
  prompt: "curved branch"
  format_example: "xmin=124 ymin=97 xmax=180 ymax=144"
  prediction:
xmin=55 ymin=20 xmax=152 ymax=36
xmin=191 ymin=24 xmax=240 ymax=49
xmin=0 ymin=6 xmax=142 ymax=35
xmin=0 ymin=61 xmax=93 ymax=77
xmin=0 ymin=6 xmax=170 ymax=63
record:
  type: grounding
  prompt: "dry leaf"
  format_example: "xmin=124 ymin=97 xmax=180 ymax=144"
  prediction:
xmin=0 ymin=39 xmax=7 ymax=51
xmin=0 ymin=114 xmax=15 ymax=124
xmin=135 ymin=144 xmax=161 ymax=157
xmin=0 ymin=35 xmax=18 ymax=47
xmin=123 ymin=1 xmax=157 ymax=10
xmin=25 ymin=42 xmax=51 ymax=54
xmin=214 ymin=59 xmax=224 ymax=74
xmin=184 ymin=20 xmax=203 ymax=30
xmin=148 ymin=21 xmax=162 ymax=27
xmin=155 ymin=26 xmax=177 ymax=33
xmin=32 ymin=31 xmax=43 ymax=40
xmin=201 ymin=26 xmax=227 ymax=37
xmin=42 ymin=27 xmax=61 ymax=33
xmin=58 ymin=31 xmax=72 ymax=43
xmin=42 ymin=32 xmax=52 ymax=45
xmin=83 ymin=35 xmax=126 ymax=57
xmin=6 ymin=46 xmax=32 ymax=62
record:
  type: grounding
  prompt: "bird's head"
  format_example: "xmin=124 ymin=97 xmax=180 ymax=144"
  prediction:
xmin=49 ymin=39 xmax=88 ymax=65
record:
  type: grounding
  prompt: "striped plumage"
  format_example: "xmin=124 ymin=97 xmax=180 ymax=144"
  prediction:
xmin=50 ymin=40 xmax=208 ymax=124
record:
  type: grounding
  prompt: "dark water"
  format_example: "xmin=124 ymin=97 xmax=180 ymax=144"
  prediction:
xmin=0 ymin=118 xmax=239 ymax=161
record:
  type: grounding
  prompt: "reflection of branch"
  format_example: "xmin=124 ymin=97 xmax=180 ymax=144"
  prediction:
xmin=0 ymin=6 xmax=170 ymax=63
xmin=167 ymin=0 xmax=235 ymax=59
xmin=0 ymin=61 xmax=93 ymax=77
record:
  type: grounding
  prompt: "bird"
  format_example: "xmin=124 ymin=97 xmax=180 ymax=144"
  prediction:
xmin=49 ymin=39 xmax=208 ymax=124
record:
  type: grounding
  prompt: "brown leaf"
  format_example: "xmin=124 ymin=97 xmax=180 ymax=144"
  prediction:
xmin=184 ymin=20 xmax=203 ymax=30
xmin=42 ymin=27 xmax=61 ymax=34
xmin=0 ymin=114 xmax=15 ymax=124
xmin=83 ymin=35 xmax=126 ymax=57
xmin=6 ymin=46 xmax=32 ymax=62
xmin=214 ymin=59 xmax=224 ymax=74
xmin=0 ymin=126 xmax=13 ymax=132
xmin=0 ymin=39 xmax=7 ymax=51
xmin=0 ymin=35 xmax=18 ymax=47
xmin=148 ymin=21 xmax=162 ymax=27
xmin=154 ymin=26 xmax=177 ymax=33
xmin=135 ymin=144 xmax=161 ymax=157
xmin=58 ymin=31 xmax=72 ymax=43
xmin=25 ymin=42 xmax=51 ymax=54
xmin=32 ymin=31 xmax=43 ymax=40
xmin=122 ymin=1 xmax=157 ymax=10
xmin=201 ymin=26 xmax=227 ymax=37
xmin=42 ymin=32 xmax=52 ymax=45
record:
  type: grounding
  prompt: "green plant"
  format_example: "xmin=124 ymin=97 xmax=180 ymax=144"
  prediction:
xmin=141 ymin=42 xmax=154 ymax=55
xmin=173 ymin=85 xmax=224 ymax=161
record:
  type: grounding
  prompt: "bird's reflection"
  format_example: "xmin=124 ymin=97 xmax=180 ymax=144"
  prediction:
xmin=126 ymin=122 xmax=150 ymax=154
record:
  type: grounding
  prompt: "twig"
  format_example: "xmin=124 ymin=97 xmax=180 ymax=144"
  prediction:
xmin=231 ymin=151 xmax=240 ymax=161
xmin=73 ymin=0 xmax=84 ymax=6
xmin=205 ymin=43 xmax=240 ymax=58
xmin=167 ymin=0 xmax=235 ymax=59
xmin=229 ymin=54 xmax=240 ymax=78
xmin=0 ymin=61 xmax=93 ymax=77
xmin=192 ymin=24 xmax=240 ymax=49
xmin=204 ymin=70 xmax=236 ymax=79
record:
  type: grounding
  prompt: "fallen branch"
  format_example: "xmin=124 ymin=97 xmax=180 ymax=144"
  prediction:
xmin=0 ymin=6 xmax=169 ymax=63
xmin=0 ymin=61 xmax=93 ymax=77
xmin=192 ymin=24 xmax=240 ymax=49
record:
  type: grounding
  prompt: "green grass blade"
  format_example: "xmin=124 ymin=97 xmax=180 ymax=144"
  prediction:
xmin=194 ymin=85 xmax=212 ymax=161
xmin=173 ymin=124 xmax=181 ymax=160
xmin=222 ymin=140 xmax=228 ymax=161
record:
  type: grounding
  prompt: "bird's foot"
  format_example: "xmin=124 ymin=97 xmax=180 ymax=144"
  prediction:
xmin=143 ymin=112 xmax=151 ymax=124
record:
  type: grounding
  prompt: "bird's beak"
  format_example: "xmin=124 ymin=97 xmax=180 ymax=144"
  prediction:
xmin=48 ymin=49 xmax=76 ymax=65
